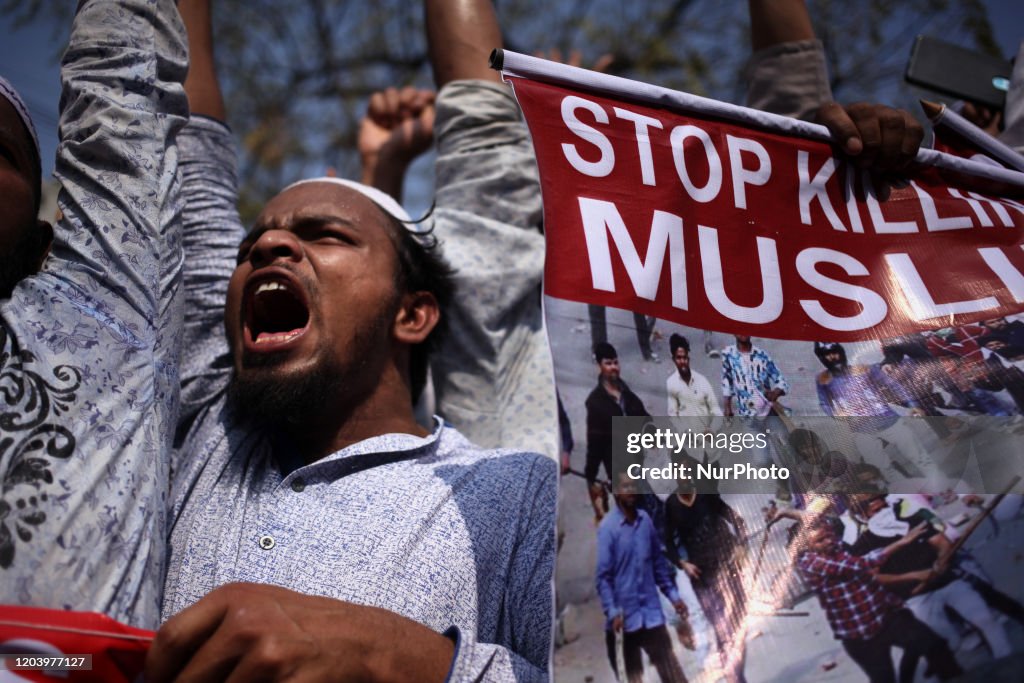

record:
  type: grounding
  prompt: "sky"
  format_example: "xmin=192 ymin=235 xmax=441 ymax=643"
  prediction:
xmin=1 ymin=0 xmax=1020 ymax=182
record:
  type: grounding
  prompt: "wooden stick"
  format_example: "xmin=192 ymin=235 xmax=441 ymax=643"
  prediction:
xmin=751 ymin=503 xmax=779 ymax=585
xmin=565 ymin=467 xmax=610 ymax=491
xmin=910 ymin=475 xmax=1021 ymax=596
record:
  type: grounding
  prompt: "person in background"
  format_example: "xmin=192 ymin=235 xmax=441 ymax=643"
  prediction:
xmin=664 ymin=480 xmax=750 ymax=683
xmin=0 ymin=0 xmax=188 ymax=628
xmin=721 ymin=335 xmax=788 ymax=419
xmin=666 ymin=334 xmax=721 ymax=426
xmin=589 ymin=304 xmax=660 ymax=363
xmin=585 ymin=342 xmax=650 ymax=522
xmin=597 ymin=471 xmax=689 ymax=683
xmin=796 ymin=518 xmax=963 ymax=683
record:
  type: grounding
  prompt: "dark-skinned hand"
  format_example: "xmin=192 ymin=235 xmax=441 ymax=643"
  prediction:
xmin=145 ymin=582 xmax=455 ymax=683
xmin=816 ymin=101 xmax=925 ymax=174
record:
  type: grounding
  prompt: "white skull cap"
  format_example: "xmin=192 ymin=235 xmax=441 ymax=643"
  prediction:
xmin=281 ymin=177 xmax=413 ymax=225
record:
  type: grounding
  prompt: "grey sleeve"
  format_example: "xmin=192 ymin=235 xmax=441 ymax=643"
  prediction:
xmin=999 ymin=42 xmax=1024 ymax=153
xmin=176 ymin=115 xmax=245 ymax=441
xmin=743 ymin=39 xmax=833 ymax=120
xmin=430 ymin=80 xmax=558 ymax=459
xmin=49 ymin=0 xmax=189 ymax=325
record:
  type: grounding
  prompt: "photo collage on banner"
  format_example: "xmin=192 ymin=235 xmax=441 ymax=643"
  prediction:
xmin=499 ymin=51 xmax=1024 ymax=682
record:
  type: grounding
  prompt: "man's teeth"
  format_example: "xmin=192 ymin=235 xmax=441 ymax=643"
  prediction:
xmin=255 ymin=330 xmax=303 ymax=344
xmin=255 ymin=281 xmax=288 ymax=295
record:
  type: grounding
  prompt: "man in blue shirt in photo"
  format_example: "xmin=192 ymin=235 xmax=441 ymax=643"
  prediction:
xmin=597 ymin=471 xmax=688 ymax=682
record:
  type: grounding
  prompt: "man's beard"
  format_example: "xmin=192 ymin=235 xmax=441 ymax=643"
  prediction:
xmin=227 ymin=350 xmax=341 ymax=430
xmin=226 ymin=299 xmax=395 ymax=431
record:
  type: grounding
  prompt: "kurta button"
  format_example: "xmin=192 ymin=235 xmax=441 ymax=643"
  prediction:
xmin=291 ymin=478 xmax=305 ymax=492
xmin=258 ymin=535 xmax=275 ymax=550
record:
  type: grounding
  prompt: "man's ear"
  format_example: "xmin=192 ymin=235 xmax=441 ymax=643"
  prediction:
xmin=393 ymin=290 xmax=440 ymax=345
xmin=34 ymin=220 xmax=54 ymax=270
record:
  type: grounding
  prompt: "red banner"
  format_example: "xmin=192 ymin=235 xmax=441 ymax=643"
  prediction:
xmin=508 ymin=76 xmax=1024 ymax=341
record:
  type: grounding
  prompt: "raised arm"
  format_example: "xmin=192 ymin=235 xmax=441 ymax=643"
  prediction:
xmin=425 ymin=0 xmax=503 ymax=86
xmin=745 ymin=0 xmax=923 ymax=170
xmin=749 ymin=0 xmax=815 ymax=51
xmin=424 ymin=0 xmax=557 ymax=459
xmin=744 ymin=0 xmax=828 ymax=120
xmin=180 ymin=0 xmax=226 ymax=121
xmin=358 ymin=86 xmax=436 ymax=200
xmin=0 ymin=0 xmax=188 ymax=627
xmin=421 ymin=3 xmax=557 ymax=659
xmin=174 ymin=0 xmax=247 ymax=442
xmin=52 ymin=0 xmax=188 ymax=323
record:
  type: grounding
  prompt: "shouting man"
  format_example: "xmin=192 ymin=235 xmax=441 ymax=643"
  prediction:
xmin=149 ymin=0 xmax=556 ymax=680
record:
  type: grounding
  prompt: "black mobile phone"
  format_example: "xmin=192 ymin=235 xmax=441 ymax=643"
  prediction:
xmin=905 ymin=35 xmax=1010 ymax=110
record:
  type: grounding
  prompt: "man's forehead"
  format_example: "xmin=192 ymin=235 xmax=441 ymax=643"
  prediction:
xmin=257 ymin=183 xmax=386 ymax=225
xmin=249 ymin=186 xmax=398 ymax=243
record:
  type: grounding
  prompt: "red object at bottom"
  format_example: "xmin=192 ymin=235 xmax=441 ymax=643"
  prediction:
xmin=0 ymin=605 xmax=153 ymax=682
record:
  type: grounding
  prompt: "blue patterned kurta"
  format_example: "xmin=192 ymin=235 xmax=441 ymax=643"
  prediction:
xmin=0 ymin=0 xmax=188 ymax=628
xmin=163 ymin=87 xmax=557 ymax=681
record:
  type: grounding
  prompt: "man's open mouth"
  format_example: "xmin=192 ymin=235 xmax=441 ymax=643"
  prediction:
xmin=244 ymin=274 xmax=311 ymax=350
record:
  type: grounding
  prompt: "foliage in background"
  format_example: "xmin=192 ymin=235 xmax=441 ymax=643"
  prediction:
xmin=3 ymin=0 xmax=1000 ymax=221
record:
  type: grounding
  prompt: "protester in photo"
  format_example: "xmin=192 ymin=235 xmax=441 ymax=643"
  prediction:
xmin=924 ymin=325 xmax=1017 ymax=416
xmin=814 ymin=341 xmax=938 ymax=483
xmin=981 ymin=316 xmax=1024 ymax=348
xmin=721 ymin=335 xmax=788 ymax=419
xmin=879 ymin=334 xmax=959 ymax=437
xmin=596 ymin=471 xmax=689 ymax=683
xmin=719 ymin=334 xmax=788 ymax=489
xmin=146 ymin=0 xmax=556 ymax=680
xmin=666 ymin=334 xmax=722 ymax=426
xmin=974 ymin=328 xmax=1024 ymax=413
xmin=979 ymin=331 xmax=1024 ymax=368
xmin=0 ymin=0 xmax=188 ymax=627
xmin=837 ymin=491 xmax=1014 ymax=668
xmin=795 ymin=518 xmax=964 ymax=683
xmin=664 ymin=479 xmax=750 ymax=683
xmin=666 ymin=333 xmax=722 ymax=483
xmin=585 ymin=342 xmax=650 ymax=522
xmin=787 ymin=428 xmax=853 ymax=502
